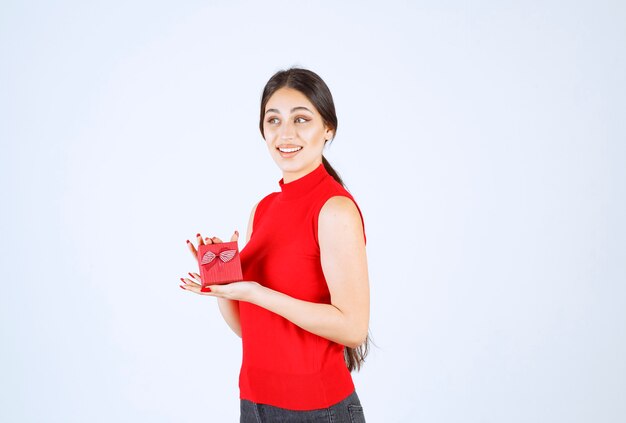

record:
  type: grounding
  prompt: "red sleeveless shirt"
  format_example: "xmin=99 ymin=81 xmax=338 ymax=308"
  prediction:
xmin=238 ymin=163 xmax=366 ymax=410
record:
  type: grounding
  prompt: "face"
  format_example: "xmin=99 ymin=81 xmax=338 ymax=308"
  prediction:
xmin=262 ymin=87 xmax=334 ymax=183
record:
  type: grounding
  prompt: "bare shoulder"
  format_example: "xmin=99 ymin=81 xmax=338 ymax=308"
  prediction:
xmin=319 ymin=195 xmax=363 ymax=230
xmin=245 ymin=199 xmax=261 ymax=243
xmin=250 ymin=198 xmax=261 ymax=216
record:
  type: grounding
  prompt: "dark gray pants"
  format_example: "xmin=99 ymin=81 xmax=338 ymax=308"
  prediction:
xmin=240 ymin=390 xmax=366 ymax=423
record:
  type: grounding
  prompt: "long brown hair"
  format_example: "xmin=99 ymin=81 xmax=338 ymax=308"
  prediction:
xmin=259 ymin=66 xmax=370 ymax=372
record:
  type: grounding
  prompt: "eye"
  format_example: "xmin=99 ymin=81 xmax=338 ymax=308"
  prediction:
xmin=295 ymin=117 xmax=309 ymax=123
xmin=267 ymin=117 xmax=279 ymax=124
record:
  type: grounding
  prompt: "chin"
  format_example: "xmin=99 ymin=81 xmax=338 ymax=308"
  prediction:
xmin=272 ymin=156 xmax=303 ymax=172
xmin=275 ymin=163 xmax=301 ymax=175
xmin=270 ymin=151 xmax=322 ymax=176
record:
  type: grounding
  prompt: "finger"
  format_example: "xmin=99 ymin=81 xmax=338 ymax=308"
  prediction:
xmin=179 ymin=279 xmax=212 ymax=295
xmin=179 ymin=284 xmax=210 ymax=295
xmin=179 ymin=278 xmax=194 ymax=290
xmin=181 ymin=277 xmax=201 ymax=287
xmin=230 ymin=230 xmax=239 ymax=242
xmin=212 ymin=236 xmax=223 ymax=243
xmin=188 ymin=272 xmax=201 ymax=281
xmin=196 ymin=233 xmax=205 ymax=246
xmin=204 ymin=236 xmax=213 ymax=244
xmin=186 ymin=239 xmax=197 ymax=259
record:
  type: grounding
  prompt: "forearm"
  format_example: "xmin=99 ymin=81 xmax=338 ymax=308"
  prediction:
xmin=217 ymin=298 xmax=241 ymax=337
xmin=249 ymin=285 xmax=367 ymax=348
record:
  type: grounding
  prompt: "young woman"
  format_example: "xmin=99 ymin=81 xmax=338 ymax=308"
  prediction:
xmin=179 ymin=67 xmax=370 ymax=422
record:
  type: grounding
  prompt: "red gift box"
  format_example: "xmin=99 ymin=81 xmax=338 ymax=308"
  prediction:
xmin=197 ymin=241 xmax=243 ymax=291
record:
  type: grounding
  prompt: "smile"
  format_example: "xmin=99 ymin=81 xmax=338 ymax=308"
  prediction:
xmin=277 ymin=146 xmax=303 ymax=153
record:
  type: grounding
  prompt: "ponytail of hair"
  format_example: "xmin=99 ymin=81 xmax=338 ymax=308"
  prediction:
xmin=321 ymin=155 xmax=344 ymax=188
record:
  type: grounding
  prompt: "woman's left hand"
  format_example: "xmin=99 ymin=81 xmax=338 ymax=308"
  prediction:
xmin=180 ymin=272 xmax=262 ymax=302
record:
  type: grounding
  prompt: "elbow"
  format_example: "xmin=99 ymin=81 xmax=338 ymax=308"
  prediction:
xmin=345 ymin=340 xmax=364 ymax=349
xmin=344 ymin=327 xmax=368 ymax=349
xmin=344 ymin=336 xmax=366 ymax=349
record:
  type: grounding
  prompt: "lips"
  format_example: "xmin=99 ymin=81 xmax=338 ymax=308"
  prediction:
xmin=277 ymin=146 xmax=303 ymax=153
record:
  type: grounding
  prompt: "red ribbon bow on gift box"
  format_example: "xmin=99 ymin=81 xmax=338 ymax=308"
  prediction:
xmin=200 ymin=248 xmax=238 ymax=268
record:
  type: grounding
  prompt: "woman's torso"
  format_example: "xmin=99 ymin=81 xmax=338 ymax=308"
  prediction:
xmin=237 ymin=163 xmax=366 ymax=410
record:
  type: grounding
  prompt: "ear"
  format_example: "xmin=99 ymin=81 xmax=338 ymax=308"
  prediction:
xmin=324 ymin=126 xmax=334 ymax=141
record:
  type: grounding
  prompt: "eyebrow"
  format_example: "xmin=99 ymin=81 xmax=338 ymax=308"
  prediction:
xmin=264 ymin=106 xmax=313 ymax=115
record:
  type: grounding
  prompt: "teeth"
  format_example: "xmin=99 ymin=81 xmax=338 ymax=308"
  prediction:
xmin=278 ymin=146 xmax=302 ymax=153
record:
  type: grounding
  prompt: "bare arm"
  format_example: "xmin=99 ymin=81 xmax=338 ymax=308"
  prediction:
xmin=205 ymin=196 xmax=370 ymax=348
xmin=215 ymin=201 xmax=259 ymax=337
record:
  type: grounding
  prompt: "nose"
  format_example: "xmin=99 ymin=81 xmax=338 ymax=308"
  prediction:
xmin=279 ymin=120 xmax=296 ymax=140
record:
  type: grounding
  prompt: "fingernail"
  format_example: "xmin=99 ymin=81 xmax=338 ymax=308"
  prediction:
xmin=196 ymin=233 xmax=201 ymax=237
xmin=179 ymin=285 xmax=185 ymax=290
xmin=235 ymin=230 xmax=239 ymax=235
xmin=205 ymin=287 xmax=212 ymax=292
xmin=187 ymin=272 xmax=194 ymax=278
xmin=180 ymin=277 xmax=185 ymax=283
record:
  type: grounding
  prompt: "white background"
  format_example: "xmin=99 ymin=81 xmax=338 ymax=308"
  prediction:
xmin=1 ymin=1 xmax=625 ymax=422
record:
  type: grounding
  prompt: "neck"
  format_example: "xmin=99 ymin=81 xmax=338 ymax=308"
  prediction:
xmin=282 ymin=159 xmax=323 ymax=183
